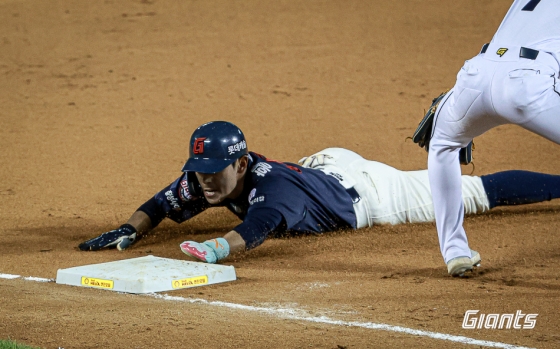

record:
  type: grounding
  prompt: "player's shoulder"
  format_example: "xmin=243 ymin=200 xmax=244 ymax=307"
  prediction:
xmin=248 ymin=152 xmax=274 ymax=176
xmin=249 ymin=152 xmax=302 ymax=174
xmin=247 ymin=152 xmax=302 ymax=183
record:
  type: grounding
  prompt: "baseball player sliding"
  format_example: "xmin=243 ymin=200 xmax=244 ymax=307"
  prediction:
xmin=413 ymin=0 xmax=560 ymax=277
xmin=80 ymin=121 xmax=560 ymax=266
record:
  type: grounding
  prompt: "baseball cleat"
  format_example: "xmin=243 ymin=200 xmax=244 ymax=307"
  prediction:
xmin=470 ymin=250 xmax=481 ymax=267
xmin=447 ymin=250 xmax=481 ymax=277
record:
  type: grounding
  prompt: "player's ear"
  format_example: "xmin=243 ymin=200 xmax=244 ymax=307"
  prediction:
xmin=237 ymin=155 xmax=248 ymax=174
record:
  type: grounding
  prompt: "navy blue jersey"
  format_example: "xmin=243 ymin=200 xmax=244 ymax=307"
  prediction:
xmin=138 ymin=152 xmax=357 ymax=249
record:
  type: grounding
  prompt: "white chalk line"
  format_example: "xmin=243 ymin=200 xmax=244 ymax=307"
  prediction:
xmin=0 ymin=273 xmax=535 ymax=349
xmin=0 ymin=273 xmax=52 ymax=282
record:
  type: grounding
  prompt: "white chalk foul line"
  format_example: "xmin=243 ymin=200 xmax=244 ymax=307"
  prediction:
xmin=151 ymin=294 xmax=534 ymax=349
xmin=0 ymin=273 xmax=535 ymax=349
xmin=0 ymin=273 xmax=53 ymax=282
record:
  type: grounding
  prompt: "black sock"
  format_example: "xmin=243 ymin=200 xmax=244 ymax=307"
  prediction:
xmin=481 ymin=170 xmax=560 ymax=209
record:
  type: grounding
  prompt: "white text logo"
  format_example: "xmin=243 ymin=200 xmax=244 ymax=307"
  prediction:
xmin=165 ymin=190 xmax=181 ymax=210
xmin=252 ymin=162 xmax=272 ymax=177
xmin=228 ymin=140 xmax=247 ymax=155
xmin=462 ymin=310 xmax=537 ymax=329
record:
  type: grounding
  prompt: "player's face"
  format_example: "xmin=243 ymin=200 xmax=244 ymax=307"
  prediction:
xmin=195 ymin=157 xmax=248 ymax=204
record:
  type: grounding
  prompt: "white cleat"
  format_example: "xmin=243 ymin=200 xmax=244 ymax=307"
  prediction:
xmin=447 ymin=250 xmax=481 ymax=277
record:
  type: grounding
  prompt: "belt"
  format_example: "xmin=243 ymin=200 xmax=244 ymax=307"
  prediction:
xmin=346 ymin=187 xmax=361 ymax=204
xmin=480 ymin=43 xmax=539 ymax=60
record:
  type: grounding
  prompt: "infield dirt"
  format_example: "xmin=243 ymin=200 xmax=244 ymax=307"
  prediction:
xmin=1 ymin=1 xmax=559 ymax=348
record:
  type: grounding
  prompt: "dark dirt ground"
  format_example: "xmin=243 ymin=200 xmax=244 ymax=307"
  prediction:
xmin=1 ymin=1 xmax=559 ymax=348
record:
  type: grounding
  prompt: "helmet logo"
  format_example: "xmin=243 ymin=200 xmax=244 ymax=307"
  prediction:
xmin=193 ymin=137 xmax=207 ymax=154
xmin=227 ymin=140 xmax=247 ymax=155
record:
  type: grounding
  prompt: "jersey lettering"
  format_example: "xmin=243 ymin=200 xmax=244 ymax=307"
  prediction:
xmin=249 ymin=195 xmax=265 ymax=205
xmin=326 ymin=171 xmax=344 ymax=182
xmin=252 ymin=162 xmax=272 ymax=177
xmin=227 ymin=140 xmax=247 ymax=155
xmin=165 ymin=190 xmax=181 ymax=210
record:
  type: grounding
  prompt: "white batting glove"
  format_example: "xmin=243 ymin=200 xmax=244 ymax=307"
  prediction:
xmin=298 ymin=154 xmax=334 ymax=168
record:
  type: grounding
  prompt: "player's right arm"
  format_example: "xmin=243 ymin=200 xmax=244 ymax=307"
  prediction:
xmin=179 ymin=175 xmax=302 ymax=263
xmin=78 ymin=172 xmax=210 ymax=251
xmin=179 ymin=207 xmax=285 ymax=263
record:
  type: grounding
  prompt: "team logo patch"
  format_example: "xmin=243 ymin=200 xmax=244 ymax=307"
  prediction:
xmin=193 ymin=137 xmax=207 ymax=154
xmin=252 ymin=162 xmax=272 ymax=177
xmin=248 ymin=188 xmax=257 ymax=202
xmin=228 ymin=140 xmax=247 ymax=155
xmin=496 ymin=48 xmax=508 ymax=57
xmin=249 ymin=194 xmax=265 ymax=205
xmin=178 ymin=180 xmax=193 ymax=201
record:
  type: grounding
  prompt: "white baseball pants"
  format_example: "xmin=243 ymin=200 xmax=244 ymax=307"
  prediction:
xmin=305 ymin=148 xmax=490 ymax=228
xmin=428 ymin=45 xmax=560 ymax=263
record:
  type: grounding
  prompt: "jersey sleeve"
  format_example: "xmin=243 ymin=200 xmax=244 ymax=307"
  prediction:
xmin=232 ymin=207 xmax=285 ymax=249
xmin=137 ymin=173 xmax=210 ymax=227
xmin=228 ymin=175 xmax=308 ymax=250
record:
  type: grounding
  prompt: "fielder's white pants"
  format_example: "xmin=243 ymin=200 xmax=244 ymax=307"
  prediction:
xmin=305 ymin=148 xmax=490 ymax=228
xmin=429 ymin=44 xmax=560 ymax=263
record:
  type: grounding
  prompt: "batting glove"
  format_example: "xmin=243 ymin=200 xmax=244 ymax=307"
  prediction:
xmin=78 ymin=224 xmax=138 ymax=251
xmin=180 ymin=238 xmax=230 ymax=263
xmin=298 ymin=154 xmax=334 ymax=168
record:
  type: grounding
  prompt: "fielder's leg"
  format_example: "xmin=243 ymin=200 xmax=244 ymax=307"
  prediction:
xmin=428 ymin=140 xmax=470 ymax=258
xmin=427 ymin=55 xmax=508 ymax=276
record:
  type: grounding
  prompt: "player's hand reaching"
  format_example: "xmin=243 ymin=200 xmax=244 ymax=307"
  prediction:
xmin=180 ymin=238 xmax=230 ymax=263
xmin=78 ymin=224 xmax=138 ymax=251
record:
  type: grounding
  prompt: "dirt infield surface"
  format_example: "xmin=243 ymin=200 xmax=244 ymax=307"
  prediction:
xmin=1 ymin=0 xmax=559 ymax=348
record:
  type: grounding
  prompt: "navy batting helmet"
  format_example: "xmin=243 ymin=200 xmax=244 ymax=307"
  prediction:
xmin=182 ymin=121 xmax=248 ymax=174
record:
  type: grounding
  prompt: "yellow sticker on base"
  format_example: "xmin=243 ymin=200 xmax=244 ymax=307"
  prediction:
xmin=172 ymin=275 xmax=208 ymax=289
xmin=81 ymin=276 xmax=114 ymax=289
